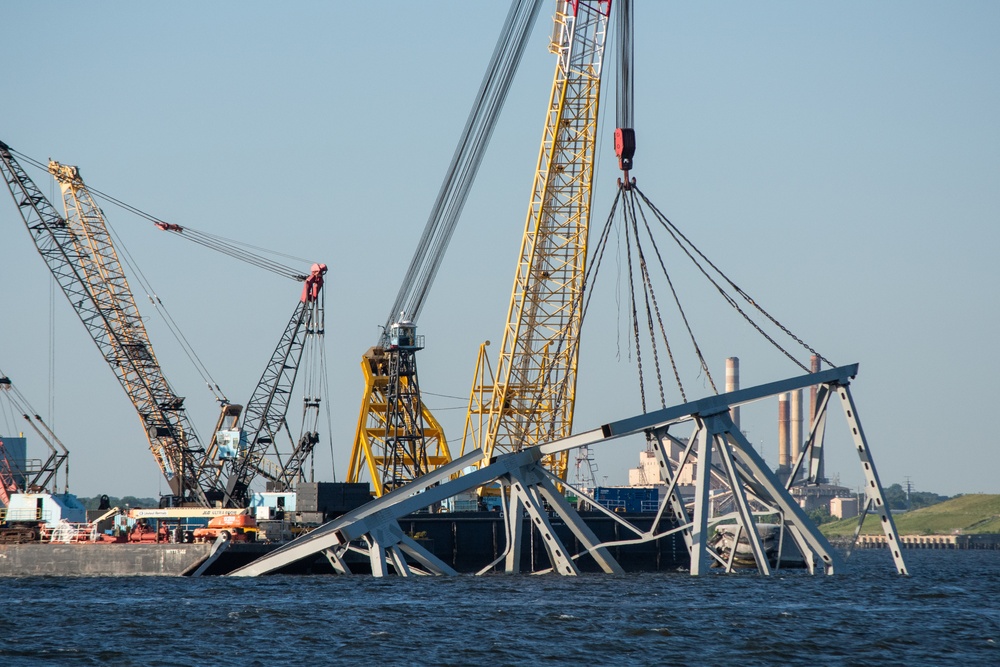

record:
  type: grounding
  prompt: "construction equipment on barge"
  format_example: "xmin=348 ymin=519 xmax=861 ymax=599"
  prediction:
xmin=0 ymin=146 xmax=221 ymax=506
xmin=2 ymin=141 xmax=332 ymax=508
xmin=1 ymin=1 xmax=908 ymax=578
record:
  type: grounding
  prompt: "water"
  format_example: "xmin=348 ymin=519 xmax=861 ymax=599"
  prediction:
xmin=1 ymin=549 xmax=997 ymax=666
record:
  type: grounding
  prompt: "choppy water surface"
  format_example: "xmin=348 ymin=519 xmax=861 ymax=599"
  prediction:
xmin=1 ymin=549 xmax=997 ymax=666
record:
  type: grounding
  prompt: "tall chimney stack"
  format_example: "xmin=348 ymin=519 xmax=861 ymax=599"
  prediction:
xmin=790 ymin=389 xmax=802 ymax=483
xmin=726 ymin=357 xmax=740 ymax=431
xmin=777 ymin=392 xmax=789 ymax=478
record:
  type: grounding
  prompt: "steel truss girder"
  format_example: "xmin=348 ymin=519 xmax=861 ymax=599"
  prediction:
xmin=232 ymin=363 xmax=905 ymax=577
xmin=221 ymin=295 xmax=323 ymax=505
xmin=229 ymin=450 xmax=488 ymax=577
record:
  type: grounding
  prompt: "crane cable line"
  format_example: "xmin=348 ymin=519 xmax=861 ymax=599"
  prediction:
xmin=632 ymin=184 xmax=834 ymax=371
xmin=582 ymin=183 xmax=833 ymax=412
xmin=615 ymin=0 xmax=634 ymax=131
xmin=104 ymin=208 xmax=229 ymax=403
xmin=385 ymin=0 xmax=543 ymax=333
xmin=8 ymin=148 xmax=232 ymax=402
xmin=583 ymin=0 xmax=828 ymax=410
xmin=8 ymin=147 xmax=309 ymax=282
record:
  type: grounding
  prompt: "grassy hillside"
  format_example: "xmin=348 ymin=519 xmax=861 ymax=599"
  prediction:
xmin=820 ymin=494 xmax=1000 ymax=537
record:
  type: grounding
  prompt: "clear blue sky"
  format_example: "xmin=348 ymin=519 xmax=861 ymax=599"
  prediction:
xmin=1 ymin=1 xmax=997 ymax=499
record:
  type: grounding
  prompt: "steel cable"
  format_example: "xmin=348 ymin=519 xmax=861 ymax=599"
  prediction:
xmin=633 ymin=185 xmax=831 ymax=371
xmin=386 ymin=0 xmax=543 ymax=333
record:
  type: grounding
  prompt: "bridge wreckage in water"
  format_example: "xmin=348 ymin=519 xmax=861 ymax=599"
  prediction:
xmin=229 ymin=364 xmax=907 ymax=578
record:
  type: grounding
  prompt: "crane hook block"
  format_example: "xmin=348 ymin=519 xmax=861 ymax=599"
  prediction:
xmin=155 ymin=221 xmax=184 ymax=233
xmin=301 ymin=262 xmax=328 ymax=302
xmin=614 ymin=128 xmax=636 ymax=171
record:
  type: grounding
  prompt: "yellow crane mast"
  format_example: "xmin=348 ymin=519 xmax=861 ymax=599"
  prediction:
xmin=462 ymin=0 xmax=610 ymax=479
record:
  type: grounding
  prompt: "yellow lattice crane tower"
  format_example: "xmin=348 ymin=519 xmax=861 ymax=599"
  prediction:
xmin=347 ymin=328 xmax=452 ymax=498
xmin=462 ymin=0 xmax=611 ymax=479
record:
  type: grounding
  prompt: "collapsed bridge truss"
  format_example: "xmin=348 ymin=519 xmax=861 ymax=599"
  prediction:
xmin=230 ymin=364 xmax=906 ymax=578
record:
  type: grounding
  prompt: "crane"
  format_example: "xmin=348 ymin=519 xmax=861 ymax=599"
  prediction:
xmin=0 ymin=141 xmax=226 ymax=506
xmin=346 ymin=0 xmax=544 ymax=496
xmin=149 ymin=224 xmax=330 ymax=506
xmin=213 ymin=262 xmax=327 ymax=506
xmin=0 ymin=371 xmax=71 ymax=505
xmin=2 ymin=137 xmax=331 ymax=508
xmin=461 ymin=0 xmax=611 ymax=479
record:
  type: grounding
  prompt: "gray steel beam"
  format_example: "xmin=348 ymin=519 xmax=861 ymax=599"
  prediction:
xmin=190 ymin=533 xmax=231 ymax=577
xmin=534 ymin=472 xmax=624 ymax=574
xmin=229 ymin=450 xmax=486 ymax=576
xmin=599 ymin=364 xmax=858 ymax=442
xmin=689 ymin=423 xmax=713 ymax=575
xmin=707 ymin=413 xmax=771 ymax=575
xmin=723 ymin=419 xmax=843 ymax=574
xmin=228 ymin=362 xmax=901 ymax=579
xmin=509 ymin=474 xmax=579 ymax=575
xmin=836 ymin=384 xmax=907 ymax=575
xmin=503 ymin=482 xmax=524 ymax=573
xmin=650 ymin=429 xmax=695 ymax=555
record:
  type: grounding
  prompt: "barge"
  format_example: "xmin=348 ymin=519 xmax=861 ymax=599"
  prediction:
xmin=0 ymin=510 xmax=687 ymax=576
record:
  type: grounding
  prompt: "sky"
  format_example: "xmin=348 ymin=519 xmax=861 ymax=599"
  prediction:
xmin=1 ymin=1 xmax=997 ymax=500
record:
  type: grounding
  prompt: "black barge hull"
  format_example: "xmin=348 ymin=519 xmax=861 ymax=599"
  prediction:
xmin=0 ymin=512 xmax=685 ymax=576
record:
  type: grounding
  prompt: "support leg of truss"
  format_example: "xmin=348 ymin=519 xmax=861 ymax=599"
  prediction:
xmin=651 ymin=429 xmax=695 ymax=555
xmin=388 ymin=544 xmax=412 ymax=577
xmin=707 ymin=413 xmax=772 ymax=575
xmin=535 ymin=473 xmax=624 ymax=574
xmin=689 ymin=422 xmax=713 ymax=575
xmin=808 ymin=384 xmax=832 ymax=483
xmin=509 ymin=472 xmax=578 ymax=575
xmin=365 ymin=535 xmax=389 ymax=577
xmin=323 ymin=547 xmax=352 ymax=575
xmin=398 ymin=533 xmax=458 ymax=576
xmin=723 ymin=419 xmax=843 ymax=574
xmin=502 ymin=481 xmax=525 ymax=573
xmin=837 ymin=383 xmax=908 ymax=575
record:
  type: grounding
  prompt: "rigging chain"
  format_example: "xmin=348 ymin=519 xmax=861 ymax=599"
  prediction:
xmin=625 ymin=190 xmax=679 ymax=406
xmin=621 ymin=202 xmax=647 ymax=413
xmin=582 ymin=182 xmax=833 ymax=409
xmin=633 ymin=185 xmax=833 ymax=371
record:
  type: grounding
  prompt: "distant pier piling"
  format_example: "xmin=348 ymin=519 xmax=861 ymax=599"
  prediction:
xmin=854 ymin=534 xmax=1000 ymax=550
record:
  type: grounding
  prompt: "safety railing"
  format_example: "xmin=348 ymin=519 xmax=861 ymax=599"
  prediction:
xmin=47 ymin=520 xmax=99 ymax=544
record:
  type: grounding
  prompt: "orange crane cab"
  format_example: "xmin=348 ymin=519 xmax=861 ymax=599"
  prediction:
xmin=192 ymin=514 xmax=257 ymax=543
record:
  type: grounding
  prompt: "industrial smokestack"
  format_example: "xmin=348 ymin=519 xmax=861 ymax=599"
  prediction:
xmin=726 ymin=357 xmax=740 ymax=431
xmin=790 ymin=390 xmax=802 ymax=457
xmin=790 ymin=389 xmax=802 ymax=481
xmin=778 ymin=392 xmax=789 ymax=474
